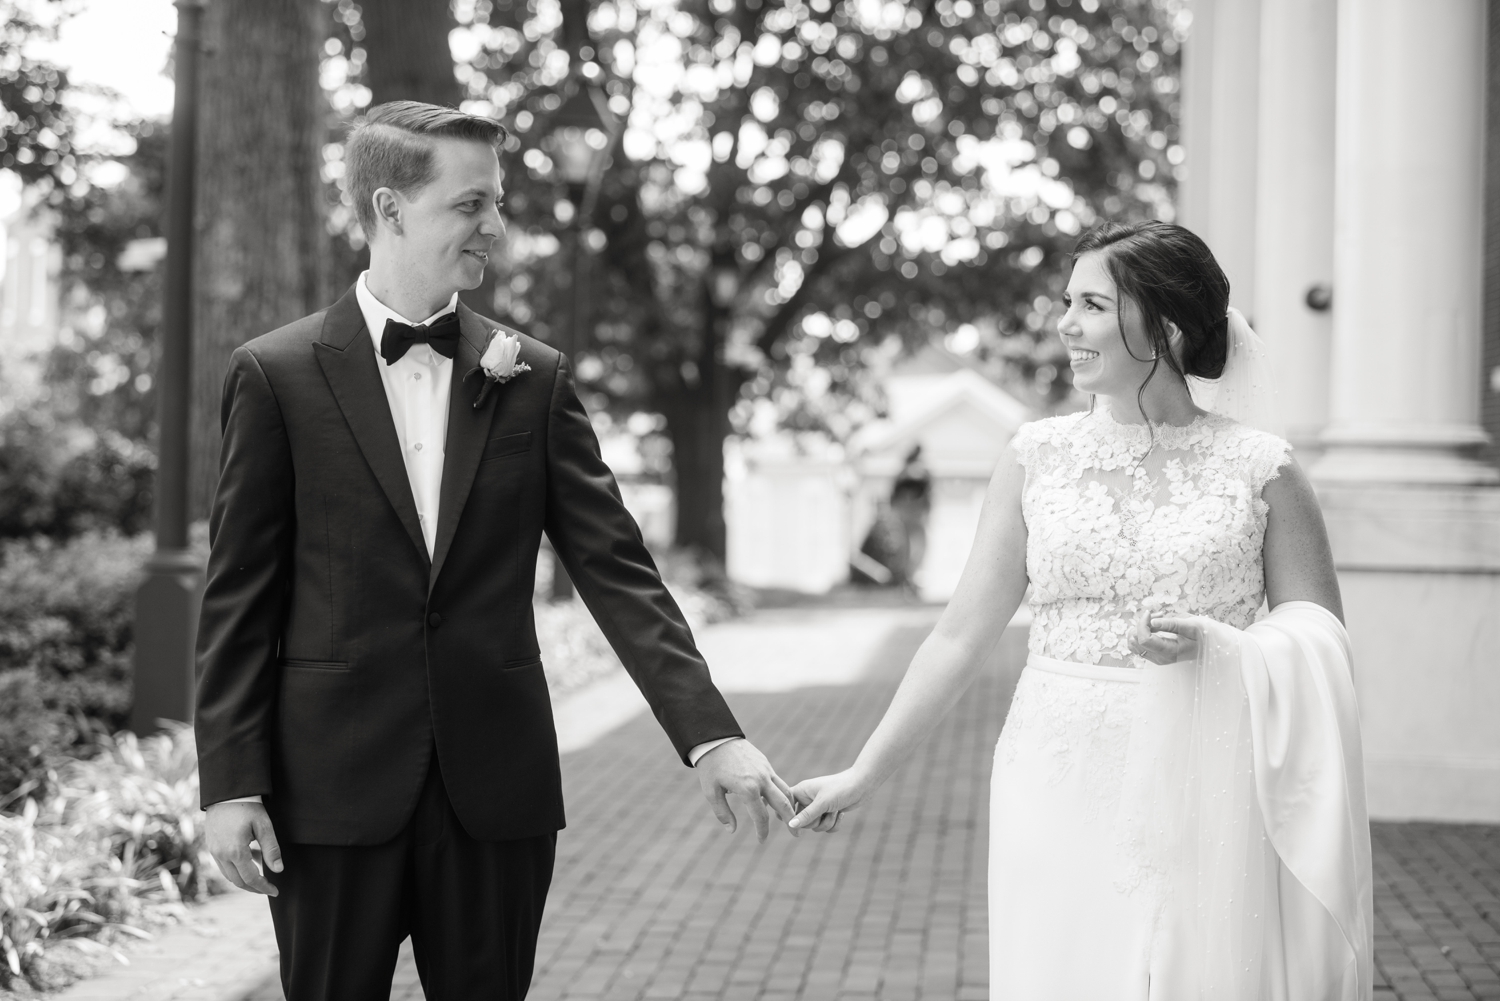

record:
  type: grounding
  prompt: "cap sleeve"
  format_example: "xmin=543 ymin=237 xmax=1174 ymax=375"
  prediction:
xmin=1009 ymin=420 xmax=1043 ymax=471
xmin=1245 ymin=428 xmax=1294 ymax=495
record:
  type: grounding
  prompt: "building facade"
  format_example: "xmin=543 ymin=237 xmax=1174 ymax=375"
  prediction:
xmin=1180 ymin=0 xmax=1500 ymax=821
xmin=0 ymin=203 xmax=61 ymax=396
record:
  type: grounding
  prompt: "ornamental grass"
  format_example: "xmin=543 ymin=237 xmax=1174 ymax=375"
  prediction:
xmin=0 ymin=724 xmax=225 ymax=992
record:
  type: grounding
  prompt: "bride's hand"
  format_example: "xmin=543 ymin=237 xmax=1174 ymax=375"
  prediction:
xmin=788 ymin=769 xmax=869 ymax=833
xmin=1127 ymin=608 xmax=1206 ymax=665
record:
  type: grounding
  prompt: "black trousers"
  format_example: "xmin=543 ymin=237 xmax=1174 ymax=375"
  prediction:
xmin=267 ymin=757 xmax=556 ymax=1001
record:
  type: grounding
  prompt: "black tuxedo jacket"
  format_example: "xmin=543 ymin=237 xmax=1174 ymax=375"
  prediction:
xmin=193 ymin=286 xmax=742 ymax=845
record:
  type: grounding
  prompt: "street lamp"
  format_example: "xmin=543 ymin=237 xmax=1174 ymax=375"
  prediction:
xmin=132 ymin=0 xmax=206 ymax=734
xmin=547 ymin=82 xmax=616 ymax=210
xmin=544 ymin=78 xmax=618 ymax=602
xmin=545 ymin=81 xmax=615 ymax=366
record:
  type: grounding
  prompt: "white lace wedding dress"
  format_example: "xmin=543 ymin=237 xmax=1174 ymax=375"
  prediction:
xmin=989 ymin=404 xmax=1368 ymax=999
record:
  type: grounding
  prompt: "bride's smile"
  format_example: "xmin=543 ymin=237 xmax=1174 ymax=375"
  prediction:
xmin=1058 ymin=252 xmax=1165 ymax=401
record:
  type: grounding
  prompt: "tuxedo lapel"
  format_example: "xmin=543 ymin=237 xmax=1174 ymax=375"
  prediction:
xmin=314 ymin=286 xmax=430 ymax=566
xmin=429 ymin=304 xmax=499 ymax=591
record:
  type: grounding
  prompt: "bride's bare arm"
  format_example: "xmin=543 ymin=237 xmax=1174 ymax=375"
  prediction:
xmin=790 ymin=445 xmax=1029 ymax=829
xmin=1262 ymin=456 xmax=1344 ymax=622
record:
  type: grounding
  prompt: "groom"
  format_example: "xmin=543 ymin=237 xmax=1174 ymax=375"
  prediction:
xmin=194 ymin=101 xmax=795 ymax=1000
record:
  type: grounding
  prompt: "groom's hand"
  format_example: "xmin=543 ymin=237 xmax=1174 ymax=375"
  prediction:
xmin=695 ymin=739 xmax=798 ymax=842
xmin=205 ymin=801 xmax=283 ymax=896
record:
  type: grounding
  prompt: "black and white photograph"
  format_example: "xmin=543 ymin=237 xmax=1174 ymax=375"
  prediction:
xmin=0 ymin=0 xmax=1497 ymax=998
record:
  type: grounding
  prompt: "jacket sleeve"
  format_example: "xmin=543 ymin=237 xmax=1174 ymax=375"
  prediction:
xmin=194 ymin=346 xmax=295 ymax=806
xmin=543 ymin=355 xmax=743 ymax=764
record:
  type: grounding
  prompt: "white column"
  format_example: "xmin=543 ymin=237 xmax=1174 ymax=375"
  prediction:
xmin=1176 ymin=0 xmax=1262 ymax=312
xmin=1313 ymin=0 xmax=1498 ymax=485
xmin=1310 ymin=0 xmax=1500 ymax=823
xmin=1251 ymin=0 xmax=1336 ymax=453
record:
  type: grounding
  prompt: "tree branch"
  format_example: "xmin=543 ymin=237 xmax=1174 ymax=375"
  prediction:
xmin=754 ymin=243 xmax=852 ymax=357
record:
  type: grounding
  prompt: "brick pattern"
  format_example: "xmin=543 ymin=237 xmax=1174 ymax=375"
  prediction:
xmin=509 ymin=621 xmax=1012 ymax=1001
xmin=1372 ymin=824 xmax=1500 ymax=1001
xmin=242 ymin=619 xmax=1500 ymax=1001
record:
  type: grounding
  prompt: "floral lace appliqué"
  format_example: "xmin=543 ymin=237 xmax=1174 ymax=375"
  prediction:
xmin=996 ymin=669 xmax=1138 ymax=822
xmin=1012 ymin=408 xmax=1291 ymax=668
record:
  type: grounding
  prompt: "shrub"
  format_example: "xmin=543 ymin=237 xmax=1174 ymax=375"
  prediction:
xmin=0 ymin=530 xmax=152 ymax=798
xmin=0 ymin=672 xmax=62 ymax=803
xmin=0 ymin=413 xmax=154 ymax=542
xmin=535 ymin=600 xmax=622 ymax=696
xmin=0 ymin=725 xmax=223 ymax=991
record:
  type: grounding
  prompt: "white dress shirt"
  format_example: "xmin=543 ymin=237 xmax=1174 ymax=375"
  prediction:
xmin=357 ymin=271 xmax=455 ymax=558
xmin=220 ymin=277 xmax=731 ymax=806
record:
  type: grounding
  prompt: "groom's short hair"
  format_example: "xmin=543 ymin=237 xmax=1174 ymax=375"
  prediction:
xmin=345 ymin=101 xmax=509 ymax=237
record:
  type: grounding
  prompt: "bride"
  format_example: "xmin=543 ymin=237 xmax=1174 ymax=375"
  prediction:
xmin=789 ymin=221 xmax=1374 ymax=999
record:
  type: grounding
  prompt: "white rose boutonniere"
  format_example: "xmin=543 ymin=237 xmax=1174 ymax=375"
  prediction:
xmin=466 ymin=328 xmax=531 ymax=408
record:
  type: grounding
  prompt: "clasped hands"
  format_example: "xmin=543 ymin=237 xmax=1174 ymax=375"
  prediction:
xmin=701 ymin=740 xmax=861 ymax=837
xmin=206 ymin=737 xmax=805 ymax=896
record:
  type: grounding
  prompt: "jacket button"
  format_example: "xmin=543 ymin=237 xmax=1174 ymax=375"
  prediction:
xmin=427 ymin=612 xmax=442 ymax=628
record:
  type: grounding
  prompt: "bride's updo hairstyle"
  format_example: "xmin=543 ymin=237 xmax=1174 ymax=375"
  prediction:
xmin=1071 ymin=221 xmax=1231 ymax=393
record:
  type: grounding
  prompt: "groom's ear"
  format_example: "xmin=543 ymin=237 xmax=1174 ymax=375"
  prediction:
xmin=372 ymin=188 xmax=403 ymax=237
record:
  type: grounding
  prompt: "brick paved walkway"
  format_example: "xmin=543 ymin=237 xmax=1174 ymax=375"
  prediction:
xmin=241 ymin=609 xmax=1500 ymax=1001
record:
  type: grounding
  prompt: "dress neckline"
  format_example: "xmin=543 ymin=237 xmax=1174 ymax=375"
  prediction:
xmin=1086 ymin=401 xmax=1223 ymax=453
xmin=1094 ymin=398 xmax=1214 ymax=431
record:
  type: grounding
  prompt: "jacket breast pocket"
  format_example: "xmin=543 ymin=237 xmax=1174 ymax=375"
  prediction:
xmin=481 ymin=431 xmax=532 ymax=463
xmin=280 ymin=658 xmax=348 ymax=672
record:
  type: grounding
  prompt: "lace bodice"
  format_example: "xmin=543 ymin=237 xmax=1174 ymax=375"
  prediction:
xmin=1013 ymin=405 xmax=1291 ymax=668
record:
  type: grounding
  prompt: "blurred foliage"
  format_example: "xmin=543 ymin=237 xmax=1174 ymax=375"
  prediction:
xmin=0 ymin=412 xmax=154 ymax=540
xmin=0 ymin=725 xmax=226 ymax=991
xmin=0 ymin=671 xmax=61 ymax=805
xmin=2 ymin=0 xmax=166 ymax=547
xmin=0 ymin=530 xmax=156 ymax=797
xmin=44 ymin=123 xmax=169 ymax=447
xmin=0 ymin=0 xmax=83 ymax=191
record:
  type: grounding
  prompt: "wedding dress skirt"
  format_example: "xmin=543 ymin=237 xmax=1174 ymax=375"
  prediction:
xmin=989 ymin=655 xmax=1155 ymax=999
xmin=989 ymin=609 xmax=1372 ymax=1001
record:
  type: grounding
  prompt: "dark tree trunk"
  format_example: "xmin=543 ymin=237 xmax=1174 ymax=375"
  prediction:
xmin=360 ymin=0 xmax=462 ymax=108
xmin=359 ymin=0 xmax=501 ymax=316
xmin=190 ymin=0 xmax=327 ymax=519
xmin=660 ymin=283 xmax=735 ymax=565
xmin=663 ymin=385 xmax=731 ymax=565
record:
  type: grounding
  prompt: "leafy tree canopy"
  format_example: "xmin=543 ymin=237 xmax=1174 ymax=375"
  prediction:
xmin=0 ymin=0 xmax=82 ymax=191
xmin=430 ymin=0 xmax=1185 ymax=442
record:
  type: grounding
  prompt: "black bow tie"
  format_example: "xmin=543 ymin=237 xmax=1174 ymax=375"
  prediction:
xmin=379 ymin=312 xmax=461 ymax=365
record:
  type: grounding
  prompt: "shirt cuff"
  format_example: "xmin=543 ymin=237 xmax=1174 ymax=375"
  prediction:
xmin=216 ymin=795 xmax=264 ymax=806
xmin=688 ymin=736 xmax=741 ymax=767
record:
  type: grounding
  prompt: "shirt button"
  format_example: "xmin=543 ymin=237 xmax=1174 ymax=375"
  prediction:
xmin=413 ymin=372 xmax=422 ymax=381
xmin=414 ymin=442 xmax=423 ymax=451
xmin=428 ymin=612 xmax=442 ymax=628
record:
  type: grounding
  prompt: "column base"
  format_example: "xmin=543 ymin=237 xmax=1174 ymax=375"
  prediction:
xmin=131 ymin=547 xmax=204 ymax=735
xmin=1316 ymin=483 xmax=1500 ymax=822
xmin=1310 ymin=424 xmax=1499 ymax=486
xmin=1316 ymin=482 xmax=1500 ymax=571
